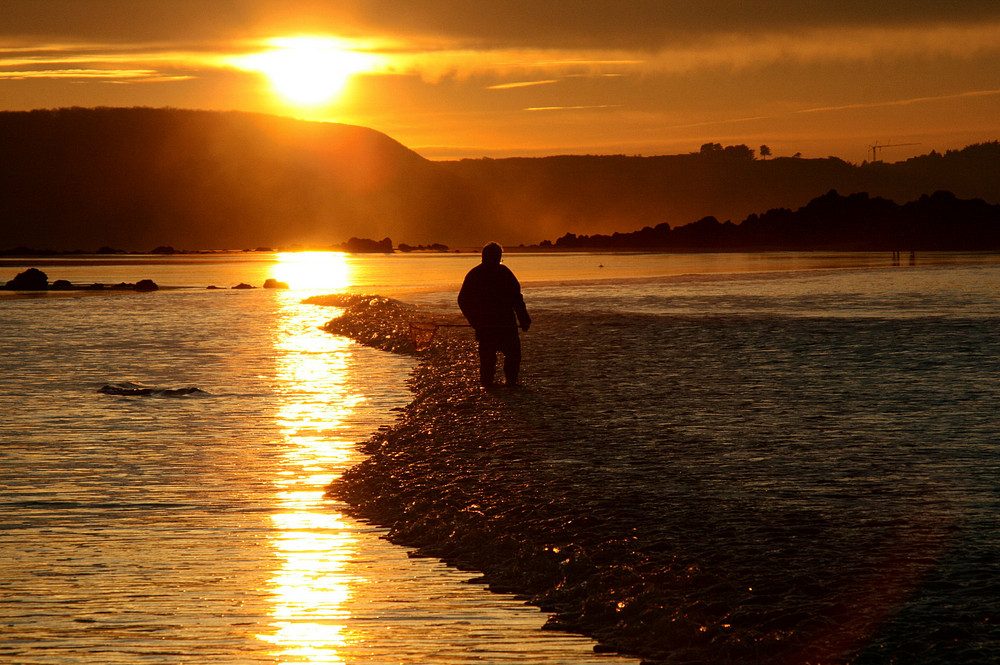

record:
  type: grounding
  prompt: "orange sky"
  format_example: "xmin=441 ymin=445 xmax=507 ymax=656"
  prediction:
xmin=3 ymin=1 xmax=1000 ymax=162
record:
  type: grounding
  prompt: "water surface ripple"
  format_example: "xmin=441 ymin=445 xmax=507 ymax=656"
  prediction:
xmin=1 ymin=285 xmax=630 ymax=664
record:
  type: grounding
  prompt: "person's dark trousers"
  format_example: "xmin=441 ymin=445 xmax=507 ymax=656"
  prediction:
xmin=476 ymin=327 xmax=521 ymax=387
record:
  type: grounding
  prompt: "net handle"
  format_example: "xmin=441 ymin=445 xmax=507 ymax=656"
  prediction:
xmin=408 ymin=321 xmax=470 ymax=351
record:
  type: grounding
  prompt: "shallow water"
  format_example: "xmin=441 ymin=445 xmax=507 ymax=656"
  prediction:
xmin=3 ymin=251 xmax=1000 ymax=663
xmin=0 ymin=279 xmax=633 ymax=663
xmin=511 ymin=263 xmax=1000 ymax=662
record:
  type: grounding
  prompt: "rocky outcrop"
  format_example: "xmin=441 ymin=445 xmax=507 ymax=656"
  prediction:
xmin=2 ymin=270 xmax=161 ymax=292
xmin=4 ymin=268 xmax=48 ymax=290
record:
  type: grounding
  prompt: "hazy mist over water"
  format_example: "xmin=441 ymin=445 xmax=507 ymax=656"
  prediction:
xmin=2 ymin=251 xmax=999 ymax=663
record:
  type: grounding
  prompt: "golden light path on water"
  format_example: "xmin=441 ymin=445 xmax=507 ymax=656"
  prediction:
xmin=261 ymin=251 xmax=358 ymax=661
xmin=264 ymin=333 xmax=359 ymax=662
xmin=255 ymin=251 xmax=636 ymax=664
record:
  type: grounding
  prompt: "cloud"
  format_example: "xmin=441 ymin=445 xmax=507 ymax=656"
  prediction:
xmin=797 ymin=88 xmax=1000 ymax=114
xmin=5 ymin=2 xmax=1000 ymax=89
xmin=0 ymin=40 xmax=281 ymax=85
xmin=0 ymin=68 xmax=192 ymax=83
xmin=338 ymin=19 xmax=1000 ymax=86
xmin=5 ymin=16 xmax=999 ymax=97
xmin=638 ymin=20 xmax=1000 ymax=74
xmin=486 ymin=80 xmax=558 ymax=90
xmin=525 ymin=105 xmax=619 ymax=112
xmin=660 ymin=88 xmax=1000 ymax=135
xmin=234 ymin=1 xmax=1000 ymax=51
xmin=8 ymin=1 xmax=1000 ymax=51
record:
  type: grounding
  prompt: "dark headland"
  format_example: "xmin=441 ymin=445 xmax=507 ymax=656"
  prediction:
xmin=3 ymin=107 xmax=1000 ymax=252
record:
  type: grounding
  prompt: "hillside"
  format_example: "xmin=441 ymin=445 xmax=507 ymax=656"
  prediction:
xmin=443 ymin=143 xmax=1000 ymax=245
xmin=0 ymin=107 xmax=477 ymax=251
xmin=2 ymin=107 xmax=1000 ymax=251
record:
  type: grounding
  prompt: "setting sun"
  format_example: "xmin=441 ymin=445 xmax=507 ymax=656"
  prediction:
xmin=234 ymin=37 xmax=378 ymax=107
xmin=273 ymin=251 xmax=351 ymax=292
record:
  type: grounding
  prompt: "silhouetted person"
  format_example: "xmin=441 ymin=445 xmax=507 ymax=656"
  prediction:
xmin=458 ymin=242 xmax=531 ymax=388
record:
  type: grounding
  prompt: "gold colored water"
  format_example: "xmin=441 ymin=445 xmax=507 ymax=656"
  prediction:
xmin=4 ymin=251 xmax=1000 ymax=663
xmin=0 ymin=253 xmax=636 ymax=664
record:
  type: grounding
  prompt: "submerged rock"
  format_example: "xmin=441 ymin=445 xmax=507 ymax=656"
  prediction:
xmin=99 ymin=383 xmax=207 ymax=397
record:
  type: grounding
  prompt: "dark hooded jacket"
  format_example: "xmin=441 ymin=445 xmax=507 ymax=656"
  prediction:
xmin=458 ymin=262 xmax=530 ymax=331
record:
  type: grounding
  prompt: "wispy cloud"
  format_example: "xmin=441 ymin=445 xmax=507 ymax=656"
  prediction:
xmin=797 ymin=89 xmax=1000 ymax=114
xmin=0 ymin=42 xmax=247 ymax=84
xmin=665 ymin=88 xmax=1000 ymax=132
xmin=641 ymin=20 xmax=1000 ymax=74
xmin=383 ymin=19 xmax=1000 ymax=84
xmin=384 ymin=48 xmax=646 ymax=83
xmin=0 ymin=68 xmax=192 ymax=82
xmin=525 ymin=105 xmax=619 ymax=112
xmin=486 ymin=79 xmax=558 ymax=90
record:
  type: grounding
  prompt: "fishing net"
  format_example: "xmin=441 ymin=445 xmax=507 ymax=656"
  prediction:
xmin=408 ymin=321 xmax=471 ymax=351
xmin=409 ymin=321 xmax=441 ymax=352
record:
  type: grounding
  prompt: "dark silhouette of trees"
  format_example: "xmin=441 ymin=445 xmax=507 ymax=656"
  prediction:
xmin=535 ymin=189 xmax=1000 ymax=251
xmin=700 ymin=143 xmax=755 ymax=160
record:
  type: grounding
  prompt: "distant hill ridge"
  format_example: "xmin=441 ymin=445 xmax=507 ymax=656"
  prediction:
xmin=2 ymin=107 xmax=1000 ymax=250
xmin=539 ymin=189 xmax=1000 ymax=251
xmin=440 ymin=142 xmax=1000 ymax=246
xmin=0 ymin=107 xmax=469 ymax=250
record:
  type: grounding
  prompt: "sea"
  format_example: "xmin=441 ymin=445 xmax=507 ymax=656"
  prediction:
xmin=2 ymin=250 xmax=999 ymax=664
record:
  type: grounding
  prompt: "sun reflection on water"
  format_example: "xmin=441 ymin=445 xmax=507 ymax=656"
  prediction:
xmin=272 ymin=252 xmax=351 ymax=294
xmin=258 ymin=269 xmax=364 ymax=663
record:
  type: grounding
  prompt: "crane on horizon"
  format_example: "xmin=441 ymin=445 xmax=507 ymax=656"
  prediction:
xmin=867 ymin=141 xmax=921 ymax=163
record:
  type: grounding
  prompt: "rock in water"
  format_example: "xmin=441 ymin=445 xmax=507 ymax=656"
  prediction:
xmin=99 ymin=384 xmax=153 ymax=395
xmin=99 ymin=384 xmax=207 ymax=397
xmin=4 ymin=268 xmax=48 ymax=290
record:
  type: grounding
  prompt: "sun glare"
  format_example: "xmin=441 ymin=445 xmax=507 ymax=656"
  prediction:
xmin=273 ymin=252 xmax=350 ymax=292
xmin=235 ymin=37 xmax=378 ymax=107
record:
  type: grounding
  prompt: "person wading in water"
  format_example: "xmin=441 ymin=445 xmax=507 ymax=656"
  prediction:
xmin=458 ymin=242 xmax=531 ymax=389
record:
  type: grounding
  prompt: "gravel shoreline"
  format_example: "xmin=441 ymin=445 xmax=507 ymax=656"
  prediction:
xmin=320 ymin=295 xmax=673 ymax=662
xmin=320 ymin=295 xmax=946 ymax=665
